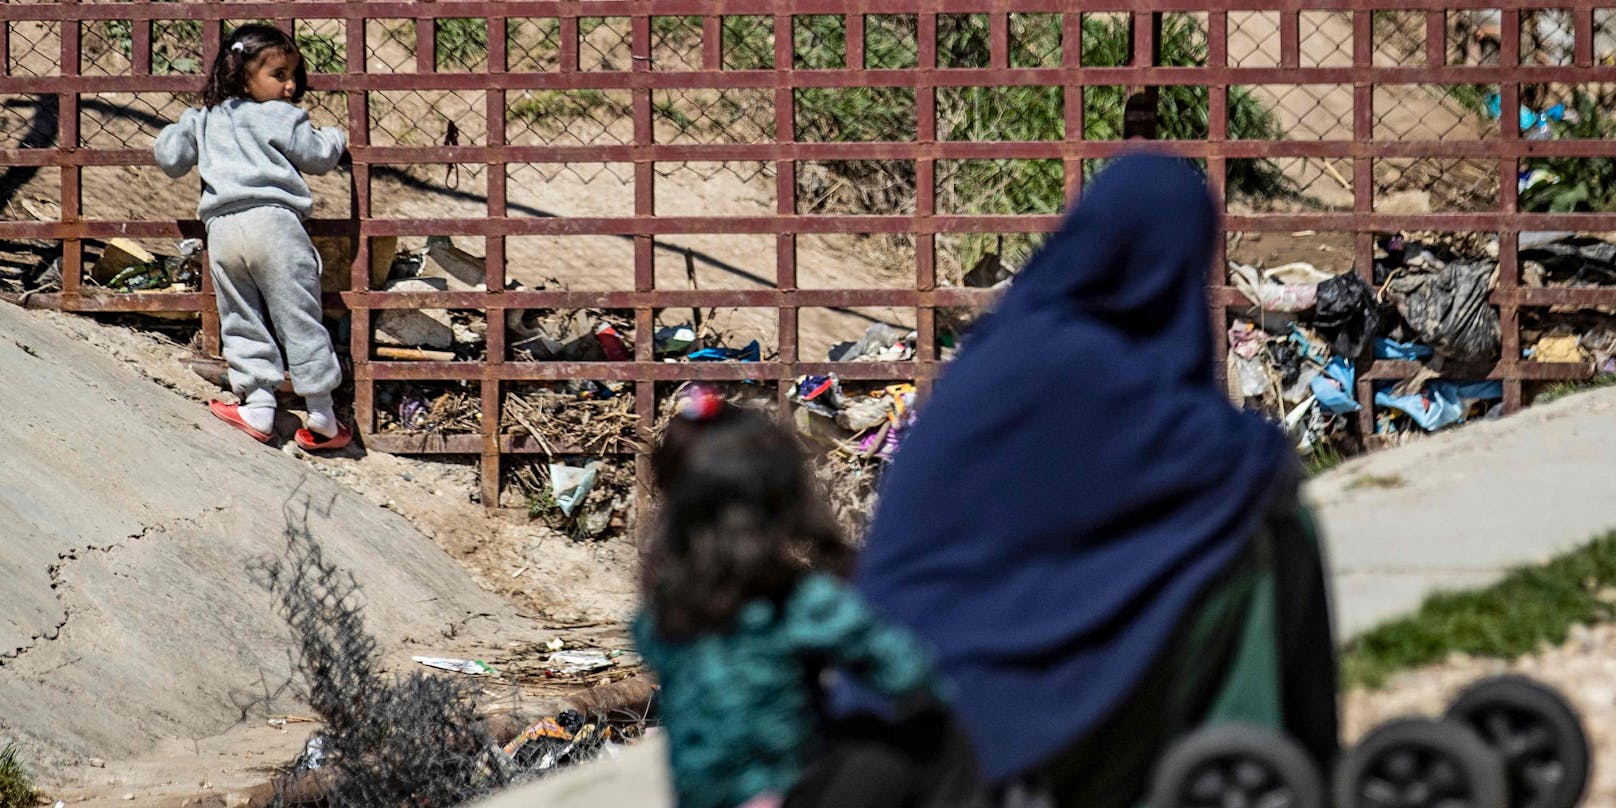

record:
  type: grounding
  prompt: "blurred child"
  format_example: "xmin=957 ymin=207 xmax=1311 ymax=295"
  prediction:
xmin=635 ymin=388 xmax=961 ymax=808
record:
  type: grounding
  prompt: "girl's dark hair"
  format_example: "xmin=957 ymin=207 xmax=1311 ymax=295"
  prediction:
xmin=203 ymin=24 xmax=308 ymax=108
xmin=643 ymin=402 xmax=852 ymax=641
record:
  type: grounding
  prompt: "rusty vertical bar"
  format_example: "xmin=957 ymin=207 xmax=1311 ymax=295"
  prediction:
xmin=1280 ymin=7 xmax=1300 ymax=69
xmin=481 ymin=16 xmax=509 ymax=510
xmin=915 ymin=10 xmax=938 ymax=393
xmin=1207 ymin=10 xmax=1229 ymax=295
xmin=132 ymin=1 xmax=153 ymax=76
xmin=59 ymin=14 xmax=82 ymax=315
xmin=631 ymin=12 xmax=656 ymax=528
xmin=560 ymin=17 xmax=580 ymax=72
xmin=774 ymin=12 xmax=798 ymax=413
xmin=1500 ymin=9 xmax=1524 ymax=415
xmin=1352 ymin=9 xmax=1375 ymax=432
xmin=1131 ymin=11 xmax=1155 ymax=69
xmin=1574 ymin=5 xmax=1595 ymax=67
xmin=845 ymin=12 xmax=864 ymax=71
xmin=347 ymin=10 xmax=375 ymax=435
xmin=416 ymin=14 xmax=436 ymax=74
xmin=989 ymin=12 xmax=1009 ymax=69
xmin=195 ymin=11 xmax=222 ymax=355
xmin=1 ymin=21 xmax=9 ymax=77
xmin=1426 ymin=10 xmax=1446 ymax=67
xmin=1062 ymin=11 xmax=1083 ymax=200
xmin=703 ymin=15 xmax=722 ymax=70
xmin=1208 ymin=10 xmax=1230 ymax=373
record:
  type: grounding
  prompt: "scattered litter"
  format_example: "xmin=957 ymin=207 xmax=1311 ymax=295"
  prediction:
xmin=549 ymin=462 xmax=601 ymax=518
xmin=544 ymin=650 xmax=615 ymax=676
xmin=411 ymin=656 xmax=496 ymax=676
xmin=302 ymin=736 xmax=326 ymax=771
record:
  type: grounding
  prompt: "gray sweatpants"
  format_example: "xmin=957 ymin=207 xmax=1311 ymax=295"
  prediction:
xmin=206 ymin=205 xmax=341 ymax=410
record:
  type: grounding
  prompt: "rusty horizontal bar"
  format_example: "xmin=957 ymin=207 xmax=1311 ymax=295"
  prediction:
xmin=1361 ymin=360 xmax=1592 ymax=381
xmin=352 ymin=288 xmax=997 ymax=309
xmin=364 ymin=432 xmax=636 ymax=456
xmin=2 ymin=0 xmax=1603 ymax=24
xmin=18 ymin=139 xmax=1616 ymax=172
xmin=366 ymin=360 xmax=926 ymax=383
xmin=10 ymin=65 xmax=1616 ymax=95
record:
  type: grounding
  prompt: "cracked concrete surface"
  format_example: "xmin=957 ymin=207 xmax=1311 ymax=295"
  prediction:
xmin=0 ymin=304 xmax=532 ymax=769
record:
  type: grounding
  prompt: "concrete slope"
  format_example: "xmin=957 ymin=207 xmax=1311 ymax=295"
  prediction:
xmin=0 ymin=305 xmax=519 ymax=767
xmin=1309 ymin=385 xmax=1616 ymax=637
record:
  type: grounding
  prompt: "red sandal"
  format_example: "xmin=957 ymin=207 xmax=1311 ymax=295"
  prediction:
xmin=295 ymin=422 xmax=352 ymax=452
xmin=209 ymin=400 xmax=274 ymax=444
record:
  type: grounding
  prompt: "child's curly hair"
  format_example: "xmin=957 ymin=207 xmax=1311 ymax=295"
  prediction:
xmin=644 ymin=393 xmax=852 ymax=641
xmin=203 ymin=23 xmax=309 ymax=108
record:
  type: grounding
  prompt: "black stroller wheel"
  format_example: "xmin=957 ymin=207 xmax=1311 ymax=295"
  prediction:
xmin=1445 ymin=675 xmax=1590 ymax=808
xmin=1334 ymin=717 xmax=1507 ymax=808
xmin=1148 ymin=723 xmax=1324 ymax=808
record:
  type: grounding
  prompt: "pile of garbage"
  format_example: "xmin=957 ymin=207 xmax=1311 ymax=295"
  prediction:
xmin=1227 ymin=233 xmax=1518 ymax=456
xmin=503 ymin=456 xmax=637 ymax=541
xmin=502 ymin=383 xmax=639 ymax=455
xmin=376 ymin=381 xmax=483 ymax=434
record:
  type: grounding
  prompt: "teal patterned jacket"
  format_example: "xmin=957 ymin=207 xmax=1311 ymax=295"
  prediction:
xmin=634 ymin=573 xmax=938 ymax=808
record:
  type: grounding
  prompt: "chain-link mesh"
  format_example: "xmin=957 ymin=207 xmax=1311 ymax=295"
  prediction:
xmin=436 ymin=18 xmax=491 ymax=73
xmin=651 ymin=15 xmax=702 ymax=71
xmin=1300 ymin=11 xmax=1354 ymax=68
xmin=1229 ymin=11 xmax=1280 ymax=68
xmin=721 ymin=16 xmax=773 ymax=70
xmin=794 ymin=15 xmax=846 ymax=69
xmin=1373 ymin=10 xmax=1428 ymax=67
xmin=370 ymin=90 xmax=486 ymax=147
xmin=367 ymin=19 xmax=416 ymax=73
xmin=7 ymin=21 xmax=59 ymax=77
xmin=506 ymin=89 xmax=633 ymax=147
xmin=1374 ymin=84 xmax=1496 ymax=140
xmin=253 ymin=525 xmax=510 ymax=808
xmin=1375 ymin=158 xmax=1500 ymax=211
xmin=296 ymin=19 xmax=347 ymax=74
xmin=1237 ymin=85 xmax=1353 ymax=141
xmin=1521 ymin=9 xmax=1574 ymax=66
xmin=653 ymin=88 xmax=775 ymax=145
xmin=80 ymin=92 xmax=189 ymax=149
xmin=940 ymin=13 xmax=991 ymax=68
xmin=866 ymin=15 xmax=919 ymax=69
xmin=507 ymin=18 xmax=561 ymax=72
xmin=579 ymin=17 xmax=632 ymax=71
xmin=1009 ymin=13 xmax=1063 ymax=68
xmin=1449 ymin=10 xmax=1502 ymax=66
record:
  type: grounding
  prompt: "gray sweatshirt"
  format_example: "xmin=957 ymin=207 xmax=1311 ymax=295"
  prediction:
xmin=154 ymin=98 xmax=347 ymax=222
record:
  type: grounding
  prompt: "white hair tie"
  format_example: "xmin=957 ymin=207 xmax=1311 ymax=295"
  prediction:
xmin=230 ymin=41 xmax=246 ymax=53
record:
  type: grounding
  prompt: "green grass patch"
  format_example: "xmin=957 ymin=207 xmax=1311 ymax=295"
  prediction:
xmin=0 ymin=743 xmax=38 ymax=808
xmin=1304 ymin=445 xmax=1345 ymax=477
xmin=1535 ymin=373 xmax=1616 ymax=406
xmin=1343 ymin=530 xmax=1616 ymax=689
xmin=1345 ymin=473 xmax=1405 ymax=491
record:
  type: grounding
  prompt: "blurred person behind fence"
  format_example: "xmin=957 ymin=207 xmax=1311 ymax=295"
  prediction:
xmin=847 ymin=154 xmax=1339 ymax=806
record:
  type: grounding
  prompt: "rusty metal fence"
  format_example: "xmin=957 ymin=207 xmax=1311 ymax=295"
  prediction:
xmin=2 ymin=1 xmax=1612 ymax=508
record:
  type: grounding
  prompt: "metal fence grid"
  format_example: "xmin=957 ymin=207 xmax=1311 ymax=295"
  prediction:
xmin=2 ymin=1 xmax=1611 ymax=510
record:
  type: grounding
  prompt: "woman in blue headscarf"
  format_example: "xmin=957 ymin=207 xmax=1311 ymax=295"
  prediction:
xmin=852 ymin=154 xmax=1338 ymax=804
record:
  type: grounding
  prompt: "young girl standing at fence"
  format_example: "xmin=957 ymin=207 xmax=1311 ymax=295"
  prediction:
xmin=154 ymin=23 xmax=351 ymax=450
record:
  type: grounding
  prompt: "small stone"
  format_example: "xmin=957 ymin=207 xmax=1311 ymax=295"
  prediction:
xmin=87 ymin=758 xmax=105 ymax=768
xmin=402 ymin=473 xmax=414 ymax=482
xmin=280 ymin=443 xmax=305 ymax=459
xmin=122 ymin=794 xmax=135 ymax=801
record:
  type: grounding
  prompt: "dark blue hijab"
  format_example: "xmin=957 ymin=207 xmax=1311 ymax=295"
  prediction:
xmin=853 ymin=155 xmax=1294 ymax=781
